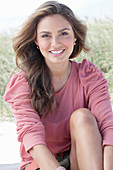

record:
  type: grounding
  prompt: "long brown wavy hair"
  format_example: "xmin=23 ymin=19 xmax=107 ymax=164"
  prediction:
xmin=13 ymin=1 xmax=90 ymax=117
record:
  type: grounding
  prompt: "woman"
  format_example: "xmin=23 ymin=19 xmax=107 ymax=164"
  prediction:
xmin=3 ymin=1 xmax=113 ymax=170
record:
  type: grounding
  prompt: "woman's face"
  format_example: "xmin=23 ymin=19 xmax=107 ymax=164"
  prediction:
xmin=35 ymin=14 xmax=76 ymax=65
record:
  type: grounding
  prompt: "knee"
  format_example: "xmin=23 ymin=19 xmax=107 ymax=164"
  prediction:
xmin=70 ymin=108 xmax=97 ymax=129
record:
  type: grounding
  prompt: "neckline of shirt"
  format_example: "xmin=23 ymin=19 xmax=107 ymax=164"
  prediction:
xmin=54 ymin=60 xmax=74 ymax=96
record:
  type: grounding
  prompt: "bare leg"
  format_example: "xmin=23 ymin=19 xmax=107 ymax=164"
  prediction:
xmin=70 ymin=108 xmax=103 ymax=170
xmin=70 ymin=135 xmax=79 ymax=170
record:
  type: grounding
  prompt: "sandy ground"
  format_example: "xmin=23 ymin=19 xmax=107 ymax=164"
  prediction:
xmin=0 ymin=120 xmax=20 ymax=164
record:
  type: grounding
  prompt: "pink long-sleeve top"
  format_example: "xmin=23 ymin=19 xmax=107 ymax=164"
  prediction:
xmin=3 ymin=59 xmax=113 ymax=169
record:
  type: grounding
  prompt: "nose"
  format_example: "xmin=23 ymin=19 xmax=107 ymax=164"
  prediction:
xmin=51 ymin=36 xmax=60 ymax=47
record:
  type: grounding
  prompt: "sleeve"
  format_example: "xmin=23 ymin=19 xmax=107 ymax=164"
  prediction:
xmin=3 ymin=71 xmax=46 ymax=152
xmin=79 ymin=59 xmax=113 ymax=146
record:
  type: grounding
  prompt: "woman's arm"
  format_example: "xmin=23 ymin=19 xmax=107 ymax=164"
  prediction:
xmin=29 ymin=144 xmax=60 ymax=170
xmin=104 ymin=145 xmax=113 ymax=170
xmin=3 ymin=73 xmax=61 ymax=169
xmin=79 ymin=60 xmax=113 ymax=169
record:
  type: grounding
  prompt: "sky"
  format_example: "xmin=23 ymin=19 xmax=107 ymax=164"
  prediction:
xmin=0 ymin=0 xmax=94 ymax=17
xmin=0 ymin=0 xmax=113 ymax=33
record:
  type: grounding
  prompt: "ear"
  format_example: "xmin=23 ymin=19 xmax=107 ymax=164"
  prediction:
xmin=34 ymin=40 xmax=38 ymax=46
xmin=74 ymin=37 xmax=77 ymax=43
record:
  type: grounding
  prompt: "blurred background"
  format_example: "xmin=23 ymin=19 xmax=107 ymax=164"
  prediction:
xmin=0 ymin=0 xmax=113 ymax=166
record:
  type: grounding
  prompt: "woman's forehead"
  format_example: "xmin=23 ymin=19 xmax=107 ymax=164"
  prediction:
xmin=37 ymin=14 xmax=72 ymax=32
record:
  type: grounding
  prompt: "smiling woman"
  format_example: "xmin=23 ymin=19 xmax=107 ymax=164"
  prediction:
xmin=12 ymin=1 xmax=89 ymax=118
xmin=3 ymin=1 xmax=113 ymax=170
xmin=35 ymin=15 xmax=76 ymax=65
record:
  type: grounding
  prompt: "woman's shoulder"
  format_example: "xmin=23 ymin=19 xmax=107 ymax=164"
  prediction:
xmin=79 ymin=59 xmax=104 ymax=79
xmin=3 ymin=70 xmax=30 ymax=103
xmin=72 ymin=59 xmax=103 ymax=76
xmin=8 ymin=70 xmax=27 ymax=86
xmin=72 ymin=59 xmax=101 ymax=72
xmin=12 ymin=70 xmax=26 ymax=79
xmin=72 ymin=59 xmax=106 ymax=86
xmin=79 ymin=59 xmax=101 ymax=71
xmin=76 ymin=59 xmax=107 ymax=93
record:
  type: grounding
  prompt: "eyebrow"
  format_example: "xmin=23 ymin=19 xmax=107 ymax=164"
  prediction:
xmin=58 ymin=28 xmax=71 ymax=32
xmin=39 ymin=28 xmax=71 ymax=34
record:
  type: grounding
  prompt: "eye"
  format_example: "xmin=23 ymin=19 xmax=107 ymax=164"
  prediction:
xmin=61 ymin=32 xmax=68 ymax=36
xmin=41 ymin=34 xmax=50 ymax=38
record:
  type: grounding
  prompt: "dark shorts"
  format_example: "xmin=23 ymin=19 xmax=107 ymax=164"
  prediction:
xmin=23 ymin=150 xmax=70 ymax=170
xmin=55 ymin=150 xmax=70 ymax=170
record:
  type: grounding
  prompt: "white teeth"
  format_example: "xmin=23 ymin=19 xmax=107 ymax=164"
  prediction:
xmin=50 ymin=50 xmax=64 ymax=54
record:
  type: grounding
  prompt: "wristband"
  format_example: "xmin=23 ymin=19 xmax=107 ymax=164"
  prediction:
xmin=56 ymin=166 xmax=66 ymax=170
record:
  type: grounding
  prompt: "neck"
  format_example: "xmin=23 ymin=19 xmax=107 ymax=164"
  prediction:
xmin=46 ymin=60 xmax=71 ymax=79
xmin=45 ymin=60 xmax=72 ymax=93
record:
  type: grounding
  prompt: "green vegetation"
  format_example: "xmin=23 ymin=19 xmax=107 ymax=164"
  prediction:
xmin=0 ymin=34 xmax=17 ymax=118
xmin=0 ymin=18 xmax=113 ymax=118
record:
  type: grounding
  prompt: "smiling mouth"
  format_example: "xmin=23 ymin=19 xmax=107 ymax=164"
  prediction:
xmin=50 ymin=49 xmax=65 ymax=54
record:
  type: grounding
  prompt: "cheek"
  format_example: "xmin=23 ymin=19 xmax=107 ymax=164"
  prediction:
xmin=63 ymin=37 xmax=74 ymax=47
xmin=39 ymin=41 xmax=50 ymax=51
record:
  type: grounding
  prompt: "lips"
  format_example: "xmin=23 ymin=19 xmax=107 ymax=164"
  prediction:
xmin=49 ymin=49 xmax=65 ymax=54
